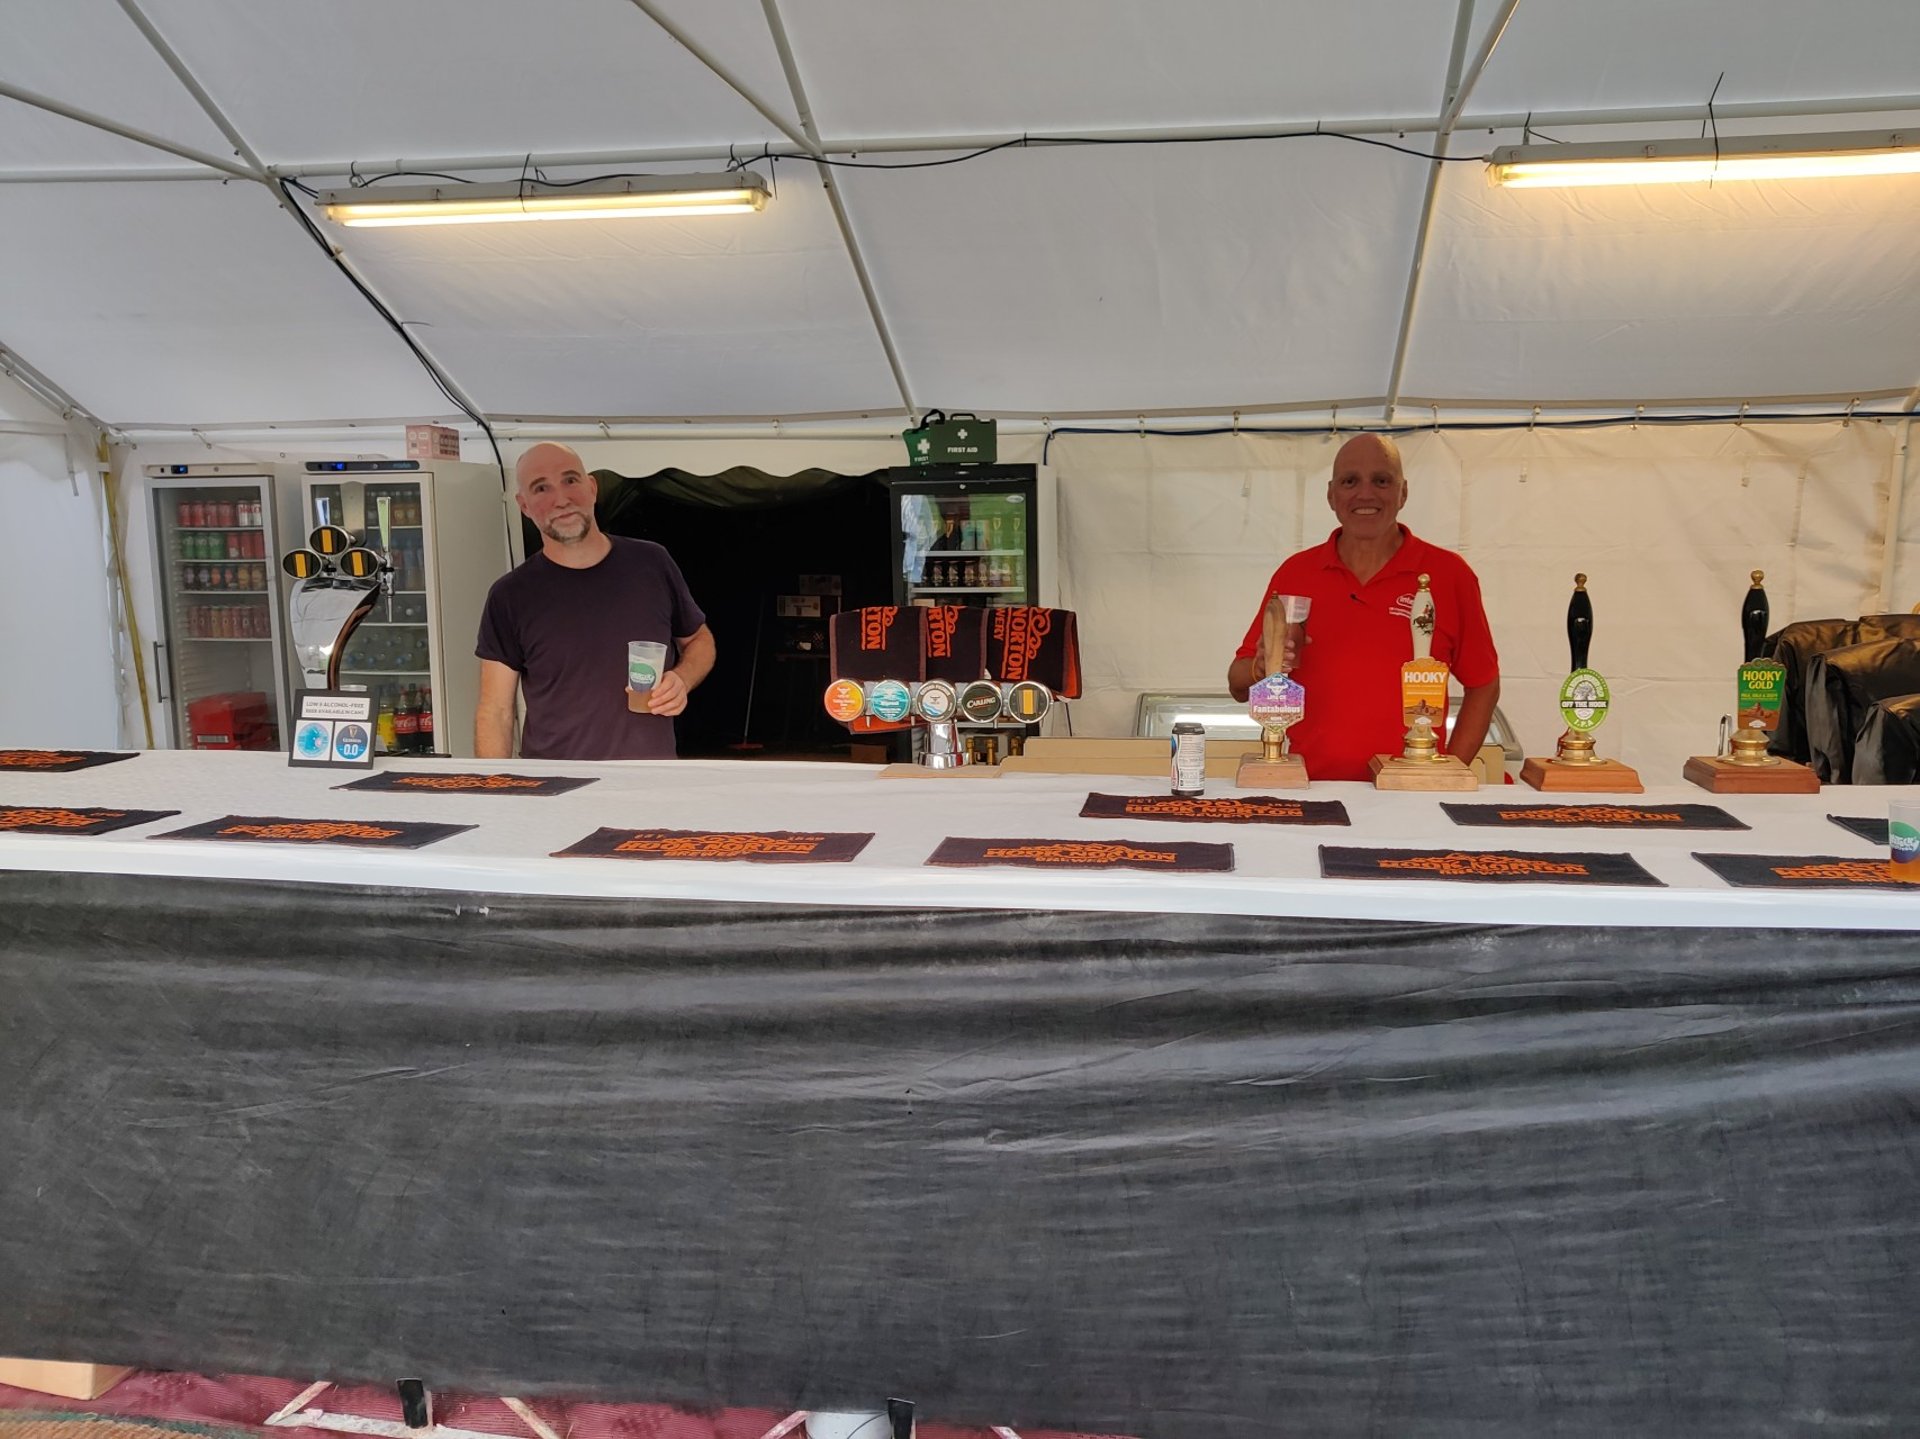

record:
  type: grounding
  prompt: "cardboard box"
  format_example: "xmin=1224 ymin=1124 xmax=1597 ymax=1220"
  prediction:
xmin=405 ymin=424 xmax=461 ymax=460
xmin=0 ymin=1358 xmax=133 ymax=1399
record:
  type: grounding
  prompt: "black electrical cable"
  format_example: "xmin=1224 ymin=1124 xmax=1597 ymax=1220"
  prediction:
xmin=1039 ymin=407 xmax=1905 ymax=463
xmin=273 ymin=179 xmax=507 ymax=490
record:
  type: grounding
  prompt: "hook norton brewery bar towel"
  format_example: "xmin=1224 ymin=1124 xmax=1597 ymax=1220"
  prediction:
xmin=4 ymin=871 xmax=1920 ymax=1437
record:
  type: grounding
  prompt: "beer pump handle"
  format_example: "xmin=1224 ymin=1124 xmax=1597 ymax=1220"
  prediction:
xmin=1567 ymin=573 xmax=1593 ymax=673
xmin=1741 ymin=569 xmax=1769 ymax=663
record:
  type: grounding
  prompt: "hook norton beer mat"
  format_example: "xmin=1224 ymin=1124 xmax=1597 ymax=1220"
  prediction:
xmin=1827 ymin=814 xmax=1889 ymax=846
xmin=0 ymin=747 xmax=139 ymax=773
xmin=556 ymin=828 xmax=874 ymax=863
xmin=336 ymin=771 xmax=597 ymax=796
xmin=0 ymin=803 xmax=178 ymax=835
xmin=1080 ymin=792 xmax=1351 ymax=826
xmin=152 ymin=814 xmax=476 ymax=849
xmin=1693 ymin=852 xmax=1916 ymax=891
xmin=928 ymin=836 xmax=1235 ymax=872
xmin=1440 ymin=801 xmax=1748 ymax=831
xmin=1320 ymin=845 xmax=1663 ymax=886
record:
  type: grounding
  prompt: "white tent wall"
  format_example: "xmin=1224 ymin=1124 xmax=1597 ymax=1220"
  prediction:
xmin=0 ymin=371 xmax=119 ymax=748
xmin=1051 ymin=420 xmax=1910 ymax=780
xmin=101 ymin=421 xmax=1918 ymax=772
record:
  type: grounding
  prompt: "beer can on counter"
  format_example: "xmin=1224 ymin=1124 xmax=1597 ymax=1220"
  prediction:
xmin=1171 ymin=722 xmax=1206 ymax=797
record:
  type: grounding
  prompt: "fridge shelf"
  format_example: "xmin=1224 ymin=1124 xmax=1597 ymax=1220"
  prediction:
xmin=924 ymin=549 xmax=1023 ymax=558
xmin=178 ymin=588 xmax=270 ymax=596
xmin=342 ymin=668 xmax=431 ymax=677
xmin=911 ymin=586 xmax=1027 ymax=594
xmin=173 ymin=525 xmax=263 ymax=532
xmin=183 ymin=635 xmax=272 ymax=643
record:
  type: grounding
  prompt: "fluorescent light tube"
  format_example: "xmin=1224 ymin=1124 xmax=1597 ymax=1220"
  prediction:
xmin=319 ymin=173 xmax=769 ymax=227
xmin=1489 ymin=129 xmax=1920 ymax=189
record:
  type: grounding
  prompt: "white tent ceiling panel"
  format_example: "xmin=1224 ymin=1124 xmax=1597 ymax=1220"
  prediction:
xmin=1402 ymin=164 xmax=1920 ymax=404
xmin=320 ymin=172 xmax=897 ymax=418
xmin=1472 ymin=0 xmax=1920 ymax=114
xmin=643 ymin=0 xmax=805 ymax=139
xmin=0 ymin=0 xmax=237 ymax=167
xmin=785 ymin=1 xmax=1460 ymax=139
xmin=839 ymin=140 xmax=1425 ymax=413
xmin=131 ymin=0 xmax=787 ymax=168
xmin=0 ymin=181 xmax=451 ymax=424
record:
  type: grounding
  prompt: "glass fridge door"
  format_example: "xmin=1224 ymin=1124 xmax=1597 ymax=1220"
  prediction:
xmin=150 ymin=481 xmax=285 ymax=749
xmin=303 ymin=477 xmax=436 ymax=755
xmin=894 ymin=469 xmax=1037 ymax=607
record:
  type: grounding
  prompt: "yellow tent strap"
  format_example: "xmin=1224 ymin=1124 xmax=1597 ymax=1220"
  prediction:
xmin=97 ymin=434 xmax=155 ymax=748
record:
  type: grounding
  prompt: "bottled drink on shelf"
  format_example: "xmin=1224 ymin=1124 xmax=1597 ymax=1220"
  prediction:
xmin=376 ymin=690 xmax=398 ymax=754
xmin=417 ymin=686 xmax=434 ymax=755
xmin=394 ymin=686 xmax=421 ymax=753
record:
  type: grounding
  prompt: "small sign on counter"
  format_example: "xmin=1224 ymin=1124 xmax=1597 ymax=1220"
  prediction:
xmin=289 ymin=690 xmax=377 ymax=769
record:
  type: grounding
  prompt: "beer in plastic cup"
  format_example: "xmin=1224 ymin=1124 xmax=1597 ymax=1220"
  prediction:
xmin=627 ymin=640 xmax=669 ymax=713
xmin=1890 ymin=798 xmax=1920 ymax=884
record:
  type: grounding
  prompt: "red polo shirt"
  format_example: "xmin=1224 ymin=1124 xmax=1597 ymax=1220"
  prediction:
xmin=1235 ymin=527 xmax=1498 ymax=781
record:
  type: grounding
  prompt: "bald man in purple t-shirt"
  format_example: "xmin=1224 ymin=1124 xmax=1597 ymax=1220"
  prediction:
xmin=475 ymin=443 xmax=716 ymax=760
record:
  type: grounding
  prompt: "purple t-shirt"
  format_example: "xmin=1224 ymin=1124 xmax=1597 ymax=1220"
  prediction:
xmin=475 ymin=537 xmax=707 ymax=760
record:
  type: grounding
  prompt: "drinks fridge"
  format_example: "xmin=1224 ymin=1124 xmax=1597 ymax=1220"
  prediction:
xmin=888 ymin=464 xmax=1053 ymax=608
xmin=299 ymin=460 xmax=512 ymax=757
xmin=145 ymin=464 xmax=291 ymax=750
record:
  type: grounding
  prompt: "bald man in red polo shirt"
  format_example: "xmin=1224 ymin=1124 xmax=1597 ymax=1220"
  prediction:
xmin=1227 ymin=434 xmax=1500 ymax=781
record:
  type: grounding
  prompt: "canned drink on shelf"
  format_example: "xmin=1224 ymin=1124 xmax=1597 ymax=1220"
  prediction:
xmin=1171 ymin=722 xmax=1206 ymax=797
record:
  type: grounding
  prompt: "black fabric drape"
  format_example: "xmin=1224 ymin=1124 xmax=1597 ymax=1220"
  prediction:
xmin=5 ymin=869 xmax=1919 ymax=1437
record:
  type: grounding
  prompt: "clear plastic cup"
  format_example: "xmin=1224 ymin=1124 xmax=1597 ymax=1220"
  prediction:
xmin=627 ymin=640 xmax=669 ymax=712
xmin=1890 ymin=797 xmax=1920 ymax=884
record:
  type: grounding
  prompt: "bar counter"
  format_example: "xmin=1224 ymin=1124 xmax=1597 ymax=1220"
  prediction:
xmin=4 ymin=750 xmax=1918 ymax=1438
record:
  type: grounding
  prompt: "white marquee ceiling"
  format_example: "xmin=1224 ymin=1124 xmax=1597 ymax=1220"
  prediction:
xmin=1 ymin=0 xmax=1917 ymax=427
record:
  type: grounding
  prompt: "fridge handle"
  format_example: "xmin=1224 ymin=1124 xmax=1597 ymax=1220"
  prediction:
xmin=152 ymin=640 xmax=170 ymax=705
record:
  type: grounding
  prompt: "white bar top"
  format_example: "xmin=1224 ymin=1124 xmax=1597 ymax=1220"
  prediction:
xmin=0 ymin=750 xmax=1915 ymax=931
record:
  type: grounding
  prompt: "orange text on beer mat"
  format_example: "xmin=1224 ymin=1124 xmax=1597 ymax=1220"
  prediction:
xmin=615 ymin=832 xmax=828 ymax=858
xmin=395 ymin=774 xmax=546 ymax=790
xmin=1380 ymin=852 xmax=1589 ymax=878
xmin=0 ymin=751 xmax=82 ymax=768
xmin=1123 ymin=797 xmax=1304 ymax=819
xmin=0 ymin=807 xmax=124 ymax=829
xmin=1498 ymin=806 xmax=1684 ymax=824
xmin=991 ymin=608 xmax=1052 ymax=681
xmin=984 ymin=841 xmax=1178 ymax=865
xmin=860 ymin=606 xmax=899 ymax=651
xmin=219 ymin=821 xmax=403 ymax=841
xmin=1773 ymin=860 xmax=1893 ymax=883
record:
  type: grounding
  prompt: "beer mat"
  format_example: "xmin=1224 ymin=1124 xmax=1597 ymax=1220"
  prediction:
xmin=556 ymin=827 xmax=874 ymax=863
xmin=1081 ymin=792 xmax=1351 ymax=826
xmin=335 ymin=770 xmax=597 ymax=796
xmin=927 ymin=836 xmax=1235 ymax=872
xmin=153 ymin=814 xmax=476 ymax=849
xmin=1693 ymin=852 xmax=1917 ymax=891
xmin=1827 ymin=814 xmax=1889 ymax=845
xmin=1441 ymin=801 xmax=1748 ymax=831
xmin=1320 ymin=845 xmax=1663 ymax=887
xmin=0 ymin=747 xmax=139 ymax=773
xmin=0 ymin=803 xmax=178 ymax=836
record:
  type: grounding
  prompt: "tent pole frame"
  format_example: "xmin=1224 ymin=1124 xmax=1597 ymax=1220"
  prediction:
xmin=753 ymin=0 xmax=917 ymax=416
xmin=1383 ymin=0 xmax=1525 ymax=422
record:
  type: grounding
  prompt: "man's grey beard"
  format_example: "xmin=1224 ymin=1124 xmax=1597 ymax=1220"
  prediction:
xmin=541 ymin=512 xmax=592 ymax=542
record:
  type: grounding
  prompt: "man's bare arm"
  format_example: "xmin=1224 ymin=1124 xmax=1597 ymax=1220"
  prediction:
xmin=1448 ymin=678 xmax=1500 ymax=764
xmin=474 ymin=658 xmax=520 ymax=757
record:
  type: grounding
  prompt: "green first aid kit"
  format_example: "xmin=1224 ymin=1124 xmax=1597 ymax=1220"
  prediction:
xmin=902 ymin=410 xmax=997 ymax=466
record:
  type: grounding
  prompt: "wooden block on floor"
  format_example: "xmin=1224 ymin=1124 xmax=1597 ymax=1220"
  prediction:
xmin=0 ymin=1358 xmax=134 ymax=1399
xmin=1682 ymin=753 xmax=1821 ymax=793
xmin=1519 ymin=756 xmax=1644 ymax=793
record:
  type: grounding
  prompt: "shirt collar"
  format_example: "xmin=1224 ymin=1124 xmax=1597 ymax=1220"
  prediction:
xmin=1316 ymin=525 xmax=1425 ymax=581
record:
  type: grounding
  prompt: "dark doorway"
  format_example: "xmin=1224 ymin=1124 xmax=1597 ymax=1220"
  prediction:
xmin=521 ymin=467 xmax=893 ymax=758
